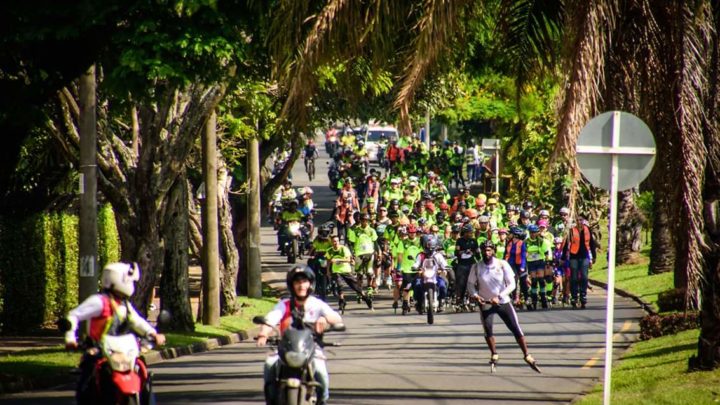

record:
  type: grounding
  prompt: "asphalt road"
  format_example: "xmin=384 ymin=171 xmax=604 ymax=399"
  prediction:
xmin=1 ymin=146 xmax=644 ymax=405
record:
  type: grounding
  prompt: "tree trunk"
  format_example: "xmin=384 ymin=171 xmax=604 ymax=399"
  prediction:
xmin=616 ymin=190 xmax=644 ymax=265
xmin=159 ymin=174 xmax=194 ymax=332
xmin=201 ymin=111 xmax=220 ymax=326
xmin=690 ymin=200 xmax=720 ymax=370
xmin=48 ymin=81 xmax=227 ymax=316
xmin=218 ymin=164 xmax=239 ymax=314
xmin=649 ymin=190 xmax=675 ymax=274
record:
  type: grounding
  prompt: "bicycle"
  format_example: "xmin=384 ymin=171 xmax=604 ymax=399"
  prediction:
xmin=305 ymin=158 xmax=316 ymax=181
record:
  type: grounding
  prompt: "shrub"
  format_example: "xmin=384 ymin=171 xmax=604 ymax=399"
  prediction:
xmin=0 ymin=207 xmax=120 ymax=334
xmin=640 ymin=312 xmax=700 ymax=340
xmin=657 ymin=287 xmax=687 ymax=312
xmin=98 ymin=204 xmax=121 ymax=268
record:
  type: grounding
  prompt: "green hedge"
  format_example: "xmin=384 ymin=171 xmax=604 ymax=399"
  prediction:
xmin=0 ymin=205 xmax=120 ymax=334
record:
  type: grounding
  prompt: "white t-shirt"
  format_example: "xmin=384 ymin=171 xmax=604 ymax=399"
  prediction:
xmin=467 ymin=257 xmax=516 ymax=304
xmin=265 ymin=296 xmax=338 ymax=327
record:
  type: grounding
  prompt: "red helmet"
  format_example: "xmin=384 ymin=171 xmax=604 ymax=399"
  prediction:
xmin=407 ymin=224 xmax=418 ymax=233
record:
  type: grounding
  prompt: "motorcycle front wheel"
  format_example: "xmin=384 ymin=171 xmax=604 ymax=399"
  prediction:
xmin=425 ymin=283 xmax=435 ymax=325
xmin=287 ymin=238 xmax=298 ymax=264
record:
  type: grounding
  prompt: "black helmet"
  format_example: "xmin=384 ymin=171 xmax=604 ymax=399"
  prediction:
xmin=318 ymin=224 xmax=332 ymax=238
xmin=390 ymin=199 xmax=400 ymax=206
xmin=361 ymin=213 xmax=371 ymax=221
xmin=422 ymin=192 xmax=432 ymax=200
xmin=462 ymin=224 xmax=474 ymax=234
xmin=523 ymin=201 xmax=534 ymax=209
xmin=451 ymin=224 xmax=462 ymax=233
xmin=506 ymin=204 xmax=517 ymax=213
xmin=286 ymin=266 xmax=315 ymax=297
xmin=510 ymin=226 xmax=525 ymax=237
xmin=436 ymin=212 xmax=447 ymax=222
xmin=520 ymin=210 xmax=531 ymax=219
xmin=422 ymin=234 xmax=439 ymax=252
xmin=480 ymin=240 xmax=495 ymax=251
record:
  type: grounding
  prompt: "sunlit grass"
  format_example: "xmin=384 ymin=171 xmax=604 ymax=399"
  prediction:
xmin=577 ymin=329 xmax=720 ymax=405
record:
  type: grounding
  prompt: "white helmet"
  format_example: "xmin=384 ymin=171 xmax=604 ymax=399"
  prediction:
xmin=101 ymin=262 xmax=140 ymax=297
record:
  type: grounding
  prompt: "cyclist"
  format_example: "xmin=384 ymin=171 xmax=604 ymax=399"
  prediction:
xmin=303 ymin=139 xmax=319 ymax=180
xmin=467 ymin=240 xmax=541 ymax=373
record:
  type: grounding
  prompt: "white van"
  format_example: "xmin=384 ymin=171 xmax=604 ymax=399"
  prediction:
xmin=361 ymin=125 xmax=398 ymax=162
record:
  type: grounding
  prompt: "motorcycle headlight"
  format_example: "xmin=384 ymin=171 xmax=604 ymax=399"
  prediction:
xmin=108 ymin=351 xmax=133 ymax=372
xmin=283 ymin=350 xmax=309 ymax=368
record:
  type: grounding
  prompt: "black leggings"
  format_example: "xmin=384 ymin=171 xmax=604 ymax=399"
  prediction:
xmin=332 ymin=273 xmax=364 ymax=297
xmin=480 ymin=302 xmax=524 ymax=340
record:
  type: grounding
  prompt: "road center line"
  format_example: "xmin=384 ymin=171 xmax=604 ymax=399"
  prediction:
xmin=581 ymin=320 xmax=633 ymax=369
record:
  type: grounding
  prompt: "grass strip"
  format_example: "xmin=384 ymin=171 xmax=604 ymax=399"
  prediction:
xmin=576 ymin=328 xmax=720 ymax=404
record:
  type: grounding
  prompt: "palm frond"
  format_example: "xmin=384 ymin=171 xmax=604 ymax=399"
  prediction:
xmin=495 ymin=0 xmax=564 ymax=98
xmin=394 ymin=0 xmax=471 ymax=135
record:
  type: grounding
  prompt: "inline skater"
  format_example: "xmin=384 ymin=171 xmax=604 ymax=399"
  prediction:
xmin=326 ymin=235 xmax=373 ymax=313
xmin=563 ymin=215 xmax=593 ymax=309
xmin=525 ymin=224 xmax=553 ymax=310
xmin=467 ymin=240 xmax=542 ymax=374
xmin=505 ymin=227 xmax=529 ymax=309
xmin=347 ymin=213 xmax=378 ymax=293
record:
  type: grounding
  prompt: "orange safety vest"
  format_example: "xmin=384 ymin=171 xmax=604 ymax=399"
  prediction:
xmin=568 ymin=225 xmax=591 ymax=255
xmin=87 ymin=294 xmax=122 ymax=342
xmin=505 ymin=239 xmax=524 ymax=265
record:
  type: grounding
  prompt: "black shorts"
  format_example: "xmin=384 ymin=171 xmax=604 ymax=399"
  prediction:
xmin=480 ymin=302 xmax=524 ymax=340
xmin=401 ymin=273 xmax=415 ymax=290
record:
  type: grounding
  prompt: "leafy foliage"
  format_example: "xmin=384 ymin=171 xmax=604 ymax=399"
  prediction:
xmin=0 ymin=209 xmax=120 ymax=333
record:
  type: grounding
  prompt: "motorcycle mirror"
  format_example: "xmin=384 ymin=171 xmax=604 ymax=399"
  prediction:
xmin=57 ymin=318 xmax=71 ymax=333
xmin=252 ymin=316 xmax=268 ymax=325
xmin=157 ymin=310 xmax=173 ymax=329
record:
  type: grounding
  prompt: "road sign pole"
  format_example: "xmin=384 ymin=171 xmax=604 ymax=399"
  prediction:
xmin=603 ymin=112 xmax=621 ymax=405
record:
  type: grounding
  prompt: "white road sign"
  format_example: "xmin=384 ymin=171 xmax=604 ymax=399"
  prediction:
xmin=576 ymin=111 xmax=656 ymax=405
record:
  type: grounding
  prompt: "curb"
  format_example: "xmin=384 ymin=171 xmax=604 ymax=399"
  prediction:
xmin=588 ymin=278 xmax=657 ymax=316
xmin=0 ymin=327 xmax=260 ymax=396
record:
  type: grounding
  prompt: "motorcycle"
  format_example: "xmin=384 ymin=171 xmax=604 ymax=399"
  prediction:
xmin=416 ymin=254 xmax=442 ymax=325
xmin=281 ymin=221 xmax=304 ymax=264
xmin=254 ymin=316 xmax=346 ymax=405
xmin=327 ymin=165 xmax=340 ymax=194
xmin=72 ymin=334 xmax=157 ymax=405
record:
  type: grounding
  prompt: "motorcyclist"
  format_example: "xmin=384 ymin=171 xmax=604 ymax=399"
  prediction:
xmin=64 ymin=262 xmax=166 ymax=404
xmin=308 ymin=224 xmax=334 ymax=300
xmin=256 ymin=266 xmax=343 ymax=405
xmin=277 ymin=200 xmax=305 ymax=253
xmin=411 ymin=234 xmax=449 ymax=314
